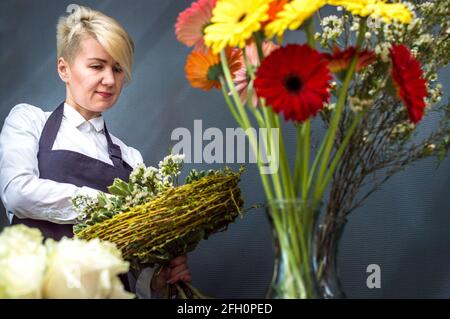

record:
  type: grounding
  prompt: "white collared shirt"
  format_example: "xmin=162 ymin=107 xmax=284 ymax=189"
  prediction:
xmin=0 ymin=103 xmax=144 ymax=224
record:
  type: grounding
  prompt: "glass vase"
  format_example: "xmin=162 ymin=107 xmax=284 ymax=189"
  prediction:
xmin=313 ymin=214 xmax=346 ymax=298
xmin=265 ymin=198 xmax=320 ymax=299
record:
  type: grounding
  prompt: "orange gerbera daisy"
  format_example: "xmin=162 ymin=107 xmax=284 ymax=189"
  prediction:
xmin=261 ymin=0 xmax=290 ymax=29
xmin=185 ymin=48 xmax=242 ymax=91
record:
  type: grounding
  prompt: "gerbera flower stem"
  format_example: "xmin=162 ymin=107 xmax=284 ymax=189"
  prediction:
xmin=319 ymin=110 xmax=365 ymax=194
xmin=305 ymin=18 xmax=316 ymax=49
xmin=241 ymin=46 xmax=258 ymax=109
xmin=260 ymin=101 xmax=284 ymax=200
xmin=220 ymin=50 xmax=275 ymax=201
xmin=254 ymin=31 xmax=266 ymax=64
xmin=242 ymin=41 xmax=285 ymax=200
xmin=253 ymin=37 xmax=312 ymax=297
xmin=241 ymin=50 xmax=282 ymax=195
xmin=306 ymin=134 xmax=326 ymax=192
xmin=277 ymin=117 xmax=296 ymax=198
xmin=254 ymin=33 xmax=296 ymax=201
xmin=219 ymin=76 xmax=245 ymax=128
xmin=301 ymin=121 xmax=311 ymax=202
xmin=296 ymin=17 xmax=315 ymax=200
xmin=249 ymin=103 xmax=265 ymax=129
xmin=313 ymin=18 xmax=367 ymax=207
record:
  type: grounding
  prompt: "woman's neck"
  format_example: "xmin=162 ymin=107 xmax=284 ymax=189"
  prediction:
xmin=65 ymin=98 xmax=101 ymax=121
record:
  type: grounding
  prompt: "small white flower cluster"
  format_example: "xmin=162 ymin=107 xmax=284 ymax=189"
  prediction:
xmin=406 ymin=16 xmax=423 ymax=35
xmin=72 ymin=194 xmax=98 ymax=221
xmin=366 ymin=16 xmax=382 ymax=35
xmin=350 ymin=16 xmax=360 ymax=32
xmin=362 ymin=129 xmax=370 ymax=143
xmin=142 ymin=166 xmax=160 ymax=185
xmin=128 ymin=164 xmax=160 ymax=201
xmin=423 ymin=143 xmax=437 ymax=156
xmin=383 ymin=21 xmax=407 ymax=41
xmin=158 ymin=153 xmax=185 ymax=177
xmin=366 ymin=13 xmax=424 ymax=60
xmin=125 ymin=187 xmax=150 ymax=207
xmin=124 ymin=154 xmax=186 ymax=207
xmin=323 ymin=102 xmax=336 ymax=112
xmin=129 ymin=163 xmax=160 ymax=185
xmin=426 ymin=83 xmax=443 ymax=107
xmin=390 ymin=122 xmax=416 ymax=140
xmin=72 ymin=153 xmax=187 ymax=227
xmin=418 ymin=1 xmax=442 ymax=16
xmin=357 ymin=64 xmax=375 ymax=82
xmin=349 ymin=96 xmax=373 ymax=113
xmin=374 ymin=42 xmax=392 ymax=62
xmin=315 ymin=15 xmax=344 ymax=47
xmin=416 ymin=33 xmax=433 ymax=47
xmin=343 ymin=14 xmax=412 ymax=62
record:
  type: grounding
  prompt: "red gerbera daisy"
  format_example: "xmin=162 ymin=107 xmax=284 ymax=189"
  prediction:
xmin=254 ymin=44 xmax=332 ymax=122
xmin=390 ymin=44 xmax=427 ymax=124
xmin=324 ymin=46 xmax=376 ymax=73
xmin=175 ymin=0 xmax=217 ymax=53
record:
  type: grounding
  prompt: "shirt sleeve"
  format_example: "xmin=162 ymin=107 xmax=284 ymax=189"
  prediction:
xmin=134 ymin=266 xmax=156 ymax=299
xmin=0 ymin=104 xmax=100 ymax=224
xmin=128 ymin=146 xmax=145 ymax=169
xmin=110 ymin=133 xmax=145 ymax=169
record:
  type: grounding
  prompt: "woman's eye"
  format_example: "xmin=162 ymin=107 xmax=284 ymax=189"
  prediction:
xmin=90 ymin=65 xmax=122 ymax=73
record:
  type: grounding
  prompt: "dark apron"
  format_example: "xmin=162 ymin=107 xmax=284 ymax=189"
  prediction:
xmin=11 ymin=102 xmax=134 ymax=290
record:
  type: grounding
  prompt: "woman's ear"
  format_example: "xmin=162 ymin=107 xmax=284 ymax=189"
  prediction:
xmin=57 ymin=57 xmax=70 ymax=83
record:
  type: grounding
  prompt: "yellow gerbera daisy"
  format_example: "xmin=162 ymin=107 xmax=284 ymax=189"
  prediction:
xmin=204 ymin=0 xmax=270 ymax=54
xmin=265 ymin=0 xmax=326 ymax=39
xmin=328 ymin=0 xmax=370 ymax=16
xmin=373 ymin=2 xmax=412 ymax=24
xmin=328 ymin=0 xmax=412 ymax=24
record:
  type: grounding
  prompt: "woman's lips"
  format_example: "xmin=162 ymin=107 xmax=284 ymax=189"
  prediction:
xmin=96 ymin=92 xmax=113 ymax=98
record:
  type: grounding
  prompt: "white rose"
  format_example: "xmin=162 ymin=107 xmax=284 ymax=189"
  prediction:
xmin=42 ymin=238 xmax=134 ymax=299
xmin=0 ymin=225 xmax=47 ymax=298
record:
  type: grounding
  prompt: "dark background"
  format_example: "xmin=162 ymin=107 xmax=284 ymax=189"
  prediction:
xmin=0 ymin=0 xmax=448 ymax=298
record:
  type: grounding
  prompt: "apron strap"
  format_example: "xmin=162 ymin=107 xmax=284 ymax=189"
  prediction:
xmin=38 ymin=102 xmax=64 ymax=151
xmin=103 ymin=124 xmax=125 ymax=168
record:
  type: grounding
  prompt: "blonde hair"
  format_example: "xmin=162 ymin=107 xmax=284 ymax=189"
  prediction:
xmin=57 ymin=5 xmax=134 ymax=81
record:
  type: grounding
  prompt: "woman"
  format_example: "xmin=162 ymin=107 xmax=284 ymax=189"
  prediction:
xmin=0 ymin=5 xmax=190 ymax=298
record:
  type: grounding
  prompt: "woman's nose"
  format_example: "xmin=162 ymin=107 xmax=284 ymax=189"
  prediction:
xmin=101 ymin=68 xmax=115 ymax=86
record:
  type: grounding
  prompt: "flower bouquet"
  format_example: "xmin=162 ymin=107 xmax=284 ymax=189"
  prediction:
xmin=311 ymin=1 xmax=448 ymax=297
xmin=72 ymin=154 xmax=244 ymax=298
xmin=0 ymin=224 xmax=133 ymax=299
xmin=175 ymin=0 xmax=448 ymax=298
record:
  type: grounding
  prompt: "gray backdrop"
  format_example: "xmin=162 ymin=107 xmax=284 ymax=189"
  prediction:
xmin=0 ymin=0 xmax=448 ymax=298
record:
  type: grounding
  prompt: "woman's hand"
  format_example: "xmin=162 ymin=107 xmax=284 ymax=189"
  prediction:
xmin=151 ymin=254 xmax=191 ymax=298
xmin=167 ymin=254 xmax=192 ymax=284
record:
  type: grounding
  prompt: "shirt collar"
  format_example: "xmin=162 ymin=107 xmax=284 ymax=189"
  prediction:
xmin=64 ymin=103 xmax=105 ymax=133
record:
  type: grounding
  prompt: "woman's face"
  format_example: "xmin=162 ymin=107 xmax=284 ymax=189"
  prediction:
xmin=58 ymin=36 xmax=125 ymax=120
